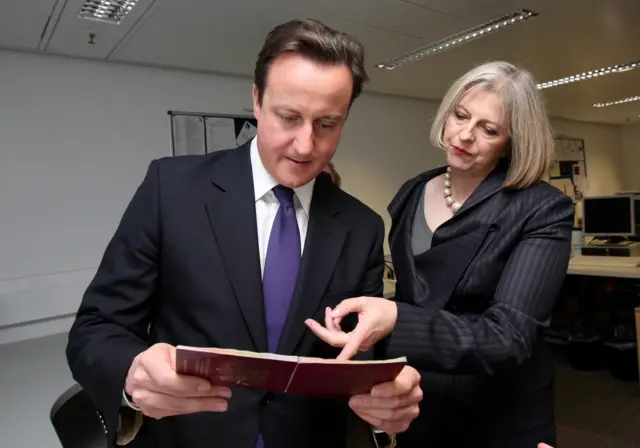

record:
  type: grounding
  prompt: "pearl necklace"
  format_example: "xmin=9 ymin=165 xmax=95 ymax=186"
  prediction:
xmin=443 ymin=167 xmax=462 ymax=213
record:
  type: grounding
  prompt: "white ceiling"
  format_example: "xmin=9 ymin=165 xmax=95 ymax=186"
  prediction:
xmin=2 ymin=0 xmax=639 ymax=125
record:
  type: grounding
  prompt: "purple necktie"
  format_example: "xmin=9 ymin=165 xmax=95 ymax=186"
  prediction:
xmin=262 ymin=185 xmax=301 ymax=352
xmin=255 ymin=186 xmax=301 ymax=448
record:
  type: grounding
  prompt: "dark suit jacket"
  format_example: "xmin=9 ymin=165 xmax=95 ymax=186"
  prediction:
xmin=65 ymin=142 xmax=385 ymax=448
xmin=379 ymin=160 xmax=574 ymax=434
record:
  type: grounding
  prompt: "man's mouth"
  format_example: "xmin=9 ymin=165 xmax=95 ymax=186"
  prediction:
xmin=286 ymin=157 xmax=311 ymax=165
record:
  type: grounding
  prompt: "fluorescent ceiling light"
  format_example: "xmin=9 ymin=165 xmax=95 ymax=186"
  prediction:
xmin=593 ymin=95 xmax=640 ymax=108
xmin=375 ymin=9 xmax=538 ymax=70
xmin=537 ymin=60 xmax=640 ymax=90
xmin=78 ymin=0 xmax=140 ymax=25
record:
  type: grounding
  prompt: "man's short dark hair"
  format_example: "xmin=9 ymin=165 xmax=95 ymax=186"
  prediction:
xmin=254 ymin=18 xmax=368 ymax=106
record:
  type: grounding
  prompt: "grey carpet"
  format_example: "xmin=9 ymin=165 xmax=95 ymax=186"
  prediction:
xmin=555 ymin=362 xmax=640 ymax=448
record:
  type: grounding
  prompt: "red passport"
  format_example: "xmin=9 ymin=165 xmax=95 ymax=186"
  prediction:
xmin=175 ymin=345 xmax=407 ymax=398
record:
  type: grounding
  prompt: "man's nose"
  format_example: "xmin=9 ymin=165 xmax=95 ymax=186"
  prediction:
xmin=294 ymin=123 xmax=315 ymax=155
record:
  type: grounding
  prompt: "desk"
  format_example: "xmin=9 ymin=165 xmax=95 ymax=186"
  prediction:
xmin=567 ymin=264 xmax=640 ymax=279
xmin=566 ymin=258 xmax=640 ymax=386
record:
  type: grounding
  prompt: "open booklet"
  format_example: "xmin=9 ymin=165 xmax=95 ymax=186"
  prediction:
xmin=175 ymin=345 xmax=407 ymax=398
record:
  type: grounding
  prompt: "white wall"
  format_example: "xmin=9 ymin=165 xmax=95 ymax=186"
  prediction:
xmin=620 ymin=123 xmax=640 ymax=191
xmin=0 ymin=48 xmax=442 ymax=345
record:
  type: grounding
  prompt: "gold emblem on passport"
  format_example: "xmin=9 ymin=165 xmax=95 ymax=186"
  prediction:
xmin=216 ymin=362 xmax=269 ymax=386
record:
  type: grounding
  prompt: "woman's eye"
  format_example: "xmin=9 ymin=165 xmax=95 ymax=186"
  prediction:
xmin=484 ymin=128 xmax=497 ymax=136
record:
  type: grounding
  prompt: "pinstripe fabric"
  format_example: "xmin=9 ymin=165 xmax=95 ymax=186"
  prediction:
xmin=385 ymin=161 xmax=574 ymax=374
xmin=384 ymin=161 xmax=574 ymax=446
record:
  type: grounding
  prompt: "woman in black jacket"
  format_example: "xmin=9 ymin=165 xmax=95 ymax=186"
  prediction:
xmin=307 ymin=61 xmax=574 ymax=448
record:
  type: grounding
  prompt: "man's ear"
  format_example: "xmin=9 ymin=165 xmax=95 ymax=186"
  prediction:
xmin=252 ymin=85 xmax=261 ymax=120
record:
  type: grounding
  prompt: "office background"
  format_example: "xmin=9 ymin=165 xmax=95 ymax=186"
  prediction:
xmin=1 ymin=0 xmax=639 ymax=446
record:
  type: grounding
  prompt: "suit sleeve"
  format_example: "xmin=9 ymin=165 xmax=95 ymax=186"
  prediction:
xmin=66 ymin=160 xmax=161 ymax=446
xmin=385 ymin=193 xmax=574 ymax=374
xmin=352 ymin=215 xmax=386 ymax=363
xmin=362 ymin=215 xmax=385 ymax=298
xmin=346 ymin=214 xmax=388 ymax=441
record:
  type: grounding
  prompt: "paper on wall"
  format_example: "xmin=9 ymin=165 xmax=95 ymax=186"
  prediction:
xmin=236 ymin=121 xmax=257 ymax=146
xmin=173 ymin=115 xmax=206 ymax=156
xmin=205 ymin=117 xmax=237 ymax=153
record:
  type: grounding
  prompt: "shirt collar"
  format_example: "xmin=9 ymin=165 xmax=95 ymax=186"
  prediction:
xmin=250 ymin=137 xmax=315 ymax=216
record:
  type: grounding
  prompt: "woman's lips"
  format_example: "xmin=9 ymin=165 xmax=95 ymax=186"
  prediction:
xmin=453 ymin=146 xmax=471 ymax=156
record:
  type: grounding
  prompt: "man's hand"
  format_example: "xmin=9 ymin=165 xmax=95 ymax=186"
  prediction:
xmin=125 ymin=343 xmax=232 ymax=419
xmin=348 ymin=366 xmax=422 ymax=434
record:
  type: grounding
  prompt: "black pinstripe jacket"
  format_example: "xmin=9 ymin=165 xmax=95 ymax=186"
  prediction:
xmin=382 ymin=159 xmax=574 ymax=400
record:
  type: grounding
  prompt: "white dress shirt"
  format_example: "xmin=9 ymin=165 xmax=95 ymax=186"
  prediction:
xmin=250 ymin=137 xmax=315 ymax=277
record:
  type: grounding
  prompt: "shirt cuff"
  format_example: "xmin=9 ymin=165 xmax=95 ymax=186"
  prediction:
xmin=371 ymin=427 xmax=397 ymax=448
xmin=122 ymin=389 xmax=141 ymax=411
xmin=116 ymin=406 xmax=143 ymax=446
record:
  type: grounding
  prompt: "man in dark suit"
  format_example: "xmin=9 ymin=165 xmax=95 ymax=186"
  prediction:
xmin=66 ymin=18 xmax=422 ymax=448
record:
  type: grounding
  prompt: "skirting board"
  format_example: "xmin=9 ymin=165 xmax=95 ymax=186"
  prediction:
xmin=0 ymin=268 xmax=95 ymax=345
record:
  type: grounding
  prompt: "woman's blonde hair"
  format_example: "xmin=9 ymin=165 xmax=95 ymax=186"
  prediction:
xmin=324 ymin=161 xmax=342 ymax=187
xmin=430 ymin=61 xmax=554 ymax=189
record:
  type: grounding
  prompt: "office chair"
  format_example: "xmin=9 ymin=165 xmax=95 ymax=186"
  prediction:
xmin=50 ymin=383 xmax=109 ymax=448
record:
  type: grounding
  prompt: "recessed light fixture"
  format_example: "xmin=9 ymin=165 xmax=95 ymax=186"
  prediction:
xmin=374 ymin=9 xmax=538 ymax=70
xmin=537 ymin=60 xmax=640 ymax=90
xmin=593 ymin=95 xmax=640 ymax=108
xmin=78 ymin=0 xmax=140 ymax=25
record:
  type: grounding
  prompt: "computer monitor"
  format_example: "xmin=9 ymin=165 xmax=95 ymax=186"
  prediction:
xmin=582 ymin=195 xmax=635 ymax=237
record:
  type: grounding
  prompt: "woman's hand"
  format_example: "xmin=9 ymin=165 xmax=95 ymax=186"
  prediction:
xmin=304 ymin=297 xmax=398 ymax=360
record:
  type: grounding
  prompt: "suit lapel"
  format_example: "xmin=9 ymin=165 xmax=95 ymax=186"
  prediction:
xmin=204 ymin=143 xmax=268 ymax=353
xmin=444 ymin=157 xmax=510 ymax=226
xmin=389 ymin=160 xmax=509 ymax=311
xmin=277 ymin=176 xmax=346 ymax=355
xmin=388 ymin=166 xmax=446 ymax=305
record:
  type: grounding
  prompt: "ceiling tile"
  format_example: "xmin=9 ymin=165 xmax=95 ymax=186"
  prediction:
xmin=112 ymin=0 xmax=424 ymax=76
xmin=0 ymin=0 xmax=59 ymax=50
xmin=267 ymin=0 xmax=465 ymax=40
xmin=399 ymin=0 xmax=525 ymax=22
xmin=4 ymin=0 xmax=638 ymax=124
xmin=45 ymin=0 xmax=158 ymax=59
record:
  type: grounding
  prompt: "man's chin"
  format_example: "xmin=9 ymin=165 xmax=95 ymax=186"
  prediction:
xmin=276 ymin=172 xmax=316 ymax=189
xmin=274 ymin=165 xmax=321 ymax=188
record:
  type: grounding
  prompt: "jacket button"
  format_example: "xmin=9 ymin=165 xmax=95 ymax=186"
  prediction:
xmin=261 ymin=392 xmax=273 ymax=407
